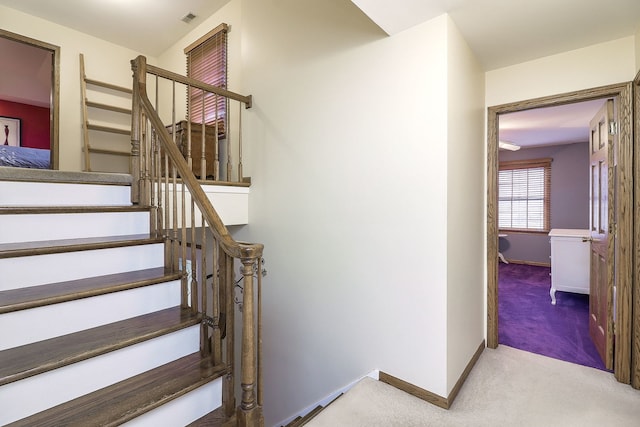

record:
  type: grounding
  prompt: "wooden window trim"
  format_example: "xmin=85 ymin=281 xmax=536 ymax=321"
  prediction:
xmin=498 ymin=157 xmax=552 ymax=233
xmin=184 ymin=23 xmax=228 ymax=54
xmin=185 ymin=23 xmax=228 ymax=137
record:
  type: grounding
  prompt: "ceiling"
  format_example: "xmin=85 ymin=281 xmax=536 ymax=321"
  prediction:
xmin=0 ymin=0 xmax=637 ymax=69
xmin=0 ymin=0 xmax=232 ymax=57
xmin=1 ymin=0 xmax=639 ymax=147
xmin=498 ymin=99 xmax=607 ymax=149
xmin=353 ymin=0 xmax=640 ymax=71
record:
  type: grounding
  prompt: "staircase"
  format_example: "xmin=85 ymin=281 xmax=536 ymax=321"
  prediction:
xmin=0 ymin=55 xmax=263 ymax=427
xmin=0 ymin=168 xmax=228 ymax=426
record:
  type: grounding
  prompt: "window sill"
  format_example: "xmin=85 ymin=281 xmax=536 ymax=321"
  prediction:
xmin=498 ymin=229 xmax=551 ymax=235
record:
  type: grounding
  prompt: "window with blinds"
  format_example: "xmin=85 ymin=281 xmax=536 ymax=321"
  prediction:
xmin=498 ymin=158 xmax=551 ymax=232
xmin=184 ymin=23 xmax=228 ymax=137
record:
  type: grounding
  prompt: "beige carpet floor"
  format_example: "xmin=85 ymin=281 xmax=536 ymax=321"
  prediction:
xmin=306 ymin=345 xmax=640 ymax=427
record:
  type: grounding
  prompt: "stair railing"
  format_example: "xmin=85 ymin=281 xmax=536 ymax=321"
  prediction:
xmin=130 ymin=55 xmax=264 ymax=427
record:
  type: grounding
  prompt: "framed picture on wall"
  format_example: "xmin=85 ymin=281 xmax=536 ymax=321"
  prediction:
xmin=1 ymin=116 xmax=21 ymax=147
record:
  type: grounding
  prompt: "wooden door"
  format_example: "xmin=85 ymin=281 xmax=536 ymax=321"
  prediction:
xmin=588 ymin=99 xmax=614 ymax=370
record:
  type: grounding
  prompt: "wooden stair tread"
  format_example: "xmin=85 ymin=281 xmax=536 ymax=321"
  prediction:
xmin=7 ymin=352 xmax=225 ymax=427
xmin=187 ymin=407 xmax=228 ymax=426
xmin=0 ymin=306 xmax=199 ymax=386
xmin=0 ymin=167 xmax=133 ymax=186
xmin=0 ymin=267 xmax=182 ymax=314
xmin=0 ymin=206 xmax=149 ymax=215
xmin=0 ymin=233 xmax=162 ymax=258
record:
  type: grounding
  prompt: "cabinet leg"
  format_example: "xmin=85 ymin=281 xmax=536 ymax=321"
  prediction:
xmin=550 ymin=288 xmax=557 ymax=305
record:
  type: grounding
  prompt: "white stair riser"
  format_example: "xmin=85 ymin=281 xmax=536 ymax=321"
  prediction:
xmin=0 ymin=181 xmax=132 ymax=206
xmin=0 ymin=212 xmax=150 ymax=244
xmin=0 ymin=244 xmax=164 ymax=291
xmin=0 ymin=179 xmax=224 ymax=424
xmin=123 ymin=378 xmax=223 ymax=427
xmin=0 ymin=326 xmax=200 ymax=425
xmin=0 ymin=279 xmax=181 ymax=351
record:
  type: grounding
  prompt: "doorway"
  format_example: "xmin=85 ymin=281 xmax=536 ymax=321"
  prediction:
xmin=486 ymin=83 xmax=634 ymax=385
xmin=496 ymin=100 xmax=609 ymax=368
xmin=0 ymin=29 xmax=60 ymax=169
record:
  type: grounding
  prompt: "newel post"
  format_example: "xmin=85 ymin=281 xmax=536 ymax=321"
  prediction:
xmin=130 ymin=55 xmax=146 ymax=205
xmin=236 ymin=257 xmax=263 ymax=427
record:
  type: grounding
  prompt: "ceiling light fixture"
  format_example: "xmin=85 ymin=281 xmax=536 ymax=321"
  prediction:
xmin=499 ymin=140 xmax=521 ymax=151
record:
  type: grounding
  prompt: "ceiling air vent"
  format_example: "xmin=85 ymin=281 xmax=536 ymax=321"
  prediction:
xmin=181 ymin=12 xmax=197 ymax=23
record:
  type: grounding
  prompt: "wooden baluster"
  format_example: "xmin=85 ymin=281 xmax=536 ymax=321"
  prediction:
xmin=186 ymin=88 xmax=193 ymax=172
xmin=149 ymin=77 xmax=160 ymax=235
xmin=139 ymin=113 xmax=147 ymax=196
xmin=147 ymin=122 xmax=157 ymax=236
xmin=169 ymin=80 xmax=179 ymax=273
xmin=180 ymin=180 xmax=188 ymax=308
xmin=201 ymin=218 xmax=208 ymax=356
xmin=227 ymin=98 xmax=232 ymax=182
xmin=222 ymin=252 xmax=236 ymax=419
xmin=200 ymin=89 xmax=206 ymax=180
xmin=153 ymin=126 xmax=163 ymax=236
xmin=171 ymin=163 xmax=179 ymax=272
xmin=190 ymin=198 xmax=198 ymax=313
xmin=178 ymin=79 xmax=187 ymax=296
xmin=238 ymin=102 xmax=244 ymax=183
xmin=149 ymin=74 xmax=158 ymax=201
xmin=200 ymin=121 xmax=206 ymax=180
xmin=156 ymin=124 xmax=165 ymax=238
xmin=211 ymin=241 xmax=222 ymax=366
xmin=214 ymin=94 xmax=220 ymax=181
xmin=257 ymin=257 xmax=263 ymax=408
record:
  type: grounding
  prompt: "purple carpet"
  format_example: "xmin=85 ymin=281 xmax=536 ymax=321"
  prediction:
xmin=498 ymin=263 xmax=606 ymax=371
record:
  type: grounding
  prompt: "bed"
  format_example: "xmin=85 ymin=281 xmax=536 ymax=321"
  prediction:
xmin=0 ymin=145 xmax=51 ymax=169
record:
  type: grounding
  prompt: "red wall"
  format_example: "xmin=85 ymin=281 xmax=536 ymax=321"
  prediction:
xmin=0 ymin=100 xmax=50 ymax=149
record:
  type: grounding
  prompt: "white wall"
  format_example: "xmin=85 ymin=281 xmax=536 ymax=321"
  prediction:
xmin=635 ymin=28 xmax=640 ymax=73
xmin=157 ymin=2 xmax=487 ymax=423
xmin=154 ymin=0 xmax=463 ymax=423
xmin=157 ymin=1 xmax=242 ymax=86
xmin=444 ymin=16 xmax=485 ymax=395
xmin=238 ymin=1 xmax=451 ymax=423
xmin=486 ymin=36 xmax=636 ymax=107
xmin=0 ymin=5 xmax=150 ymax=171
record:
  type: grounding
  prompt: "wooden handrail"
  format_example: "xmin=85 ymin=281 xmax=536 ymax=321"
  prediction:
xmin=131 ymin=55 xmax=263 ymax=427
xmin=144 ymin=63 xmax=252 ymax=109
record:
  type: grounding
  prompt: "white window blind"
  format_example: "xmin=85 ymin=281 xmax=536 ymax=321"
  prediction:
xmin=184 ymin=23 xmax=228 ymax=136
xmin=498 ymin=158 xmax=551 ymax=232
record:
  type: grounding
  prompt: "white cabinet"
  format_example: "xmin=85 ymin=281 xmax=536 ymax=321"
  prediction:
xmin=549 ymin=229 xmax=590 ymax=305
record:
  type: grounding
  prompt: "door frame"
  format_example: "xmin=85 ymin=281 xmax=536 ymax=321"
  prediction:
xmin=632 ymin=71 xmax=640 ymax=388
xmin=486 ymin=82 xmax=634 ymax=385
xmin=0 ymin=29 xmax=60 ymax=169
